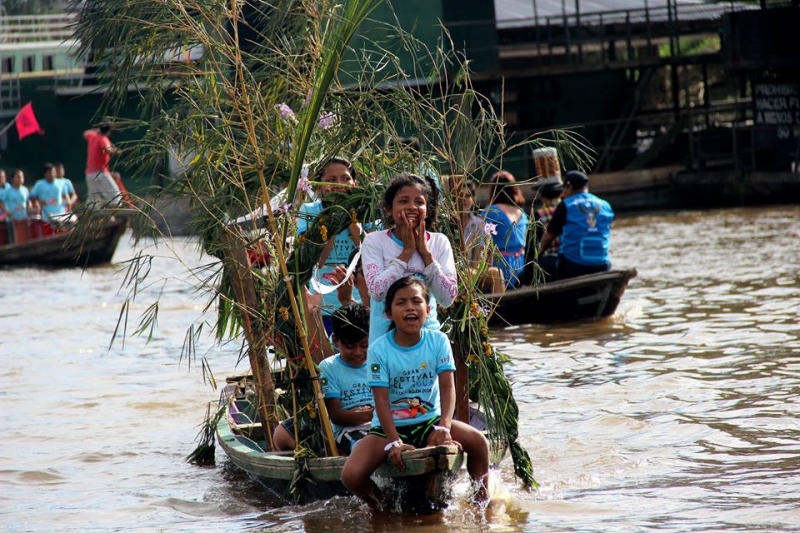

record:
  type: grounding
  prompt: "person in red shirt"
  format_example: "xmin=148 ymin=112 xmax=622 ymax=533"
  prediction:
xmin=83 ymin=125 xmax=122 ymax=206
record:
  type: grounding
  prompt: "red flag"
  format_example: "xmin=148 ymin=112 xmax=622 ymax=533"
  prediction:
xmin=15 ymin=103 xmax=44 ymax=140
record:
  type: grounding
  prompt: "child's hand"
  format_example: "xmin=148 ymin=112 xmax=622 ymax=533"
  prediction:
xmin=322 ymin=265 xmax=349 ymax=284
xmin=395 ymin=211 xmax=417 ymax=252
xmin=325 ymin=265 xmax=355 ymax=306
xmin=428 ymin=429 xmax=462 ymax=450
xmin=387 ymin=443 xmax=415 ymax=470
xmin=415 ymin=219 xmax=433 ymax=264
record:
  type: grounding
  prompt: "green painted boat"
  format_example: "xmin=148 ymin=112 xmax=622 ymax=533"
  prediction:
xmin=216 ymin=382 xmax=467 ymax=512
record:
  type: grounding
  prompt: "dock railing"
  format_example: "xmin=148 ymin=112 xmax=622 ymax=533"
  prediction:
xmin=0 ymin=13 xmax=76 ymax=45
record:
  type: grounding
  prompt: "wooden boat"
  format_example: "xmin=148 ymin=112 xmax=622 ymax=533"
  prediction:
xmin=216 ymin=382 xmax=467 ymax=513
xmin=486 ymin=268 xmax=638 ymax=326
xmin=0 ymin=215 xmax=128 ymax=268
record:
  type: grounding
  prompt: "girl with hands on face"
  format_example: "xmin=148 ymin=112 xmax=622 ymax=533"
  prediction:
xmin=360 ymin=173 xmax=457 ymax=343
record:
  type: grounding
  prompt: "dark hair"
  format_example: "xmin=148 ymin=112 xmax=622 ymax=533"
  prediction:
xmin=383 ymin=276 xmax=430 ymax=330
xmin=564 ymin=170 xmax=589 ymax=189
xmin=382 ymin=173 xmax=439 ymax=228
xmin=331 ymin=302 xmax=369 ymax=346
xmin=99 ymin=124 xmax=112 ymax=134
xmin=488 ymin=170 xmax=525 ymax=207
xmin=348 ymin=248 xmax=363 ymax=275
xmin=42 ymin=162 xmax=55 ymax=175
xmin=313 ymin=156 xmax=357 ymax=182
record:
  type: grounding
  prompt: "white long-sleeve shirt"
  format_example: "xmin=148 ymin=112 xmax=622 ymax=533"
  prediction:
xmin=361 ymin=229 xmax=457 ymax=342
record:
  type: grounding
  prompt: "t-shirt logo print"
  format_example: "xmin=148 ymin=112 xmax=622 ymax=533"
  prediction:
xmin=370 ymin=363 xmax=381 ymax=380
xmin=392 ymin=397 xmax=430 ymax=419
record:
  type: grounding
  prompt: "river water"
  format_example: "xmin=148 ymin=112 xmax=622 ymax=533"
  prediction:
xmin=1 ymin=205 xmax=798 ymax=532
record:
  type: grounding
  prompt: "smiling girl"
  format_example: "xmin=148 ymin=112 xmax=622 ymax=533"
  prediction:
xmin=360 ymin=173 xmax=458 ymax=342
xmin=340 ymin=277 xmax=490 ymax=508
xmin=297 ymin=157 xmax=362 ymax=334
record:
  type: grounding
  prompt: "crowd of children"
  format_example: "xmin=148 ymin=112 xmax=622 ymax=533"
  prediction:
xmin=275 ymin=163 xmax=491 ymax=508
xmin=0 ymin=162 xmax=78 ymax=244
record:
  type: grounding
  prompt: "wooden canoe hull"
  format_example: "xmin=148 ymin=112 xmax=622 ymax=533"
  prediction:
xmin=487 ymin=268 xmax=637 ymax=326
xmin=216 ymin=400 xmax=466 ymax=512
xmin=0 ymin=216 xmax=127 ymax=268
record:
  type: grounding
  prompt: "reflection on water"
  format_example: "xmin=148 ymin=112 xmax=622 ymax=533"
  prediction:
xmin=1 ymin=206 xmax=798 ymax=532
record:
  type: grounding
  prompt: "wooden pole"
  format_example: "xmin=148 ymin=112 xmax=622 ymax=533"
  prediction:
xmin=221 ymin=229 xmax=278 ymax=450
xmin=0 ymin=113 xmax=19 ymax=137
xmin=449 ymin=173 xmax=471 ymax=423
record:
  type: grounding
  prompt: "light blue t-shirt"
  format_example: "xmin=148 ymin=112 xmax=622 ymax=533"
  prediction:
xmin=0 ymin=186 xmax=30 ymax=220
xmin=319 ymin=354 xmax=372 ymax=437
xmin=297 ymin=200 xmax=360 ymax=316
xmin=30 ymin=179 xmax=68 ymax=221
xmin=367 ymin=328 xmax=456 ymax=428
xmin=58 ymin=178 xmax=76 ymax=196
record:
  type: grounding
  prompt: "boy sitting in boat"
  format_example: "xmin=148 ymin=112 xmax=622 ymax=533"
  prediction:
xmin=273 ymin=302 xmax=373 ymax=455
xmin=341 ymin=276 xmax=490 ymax=508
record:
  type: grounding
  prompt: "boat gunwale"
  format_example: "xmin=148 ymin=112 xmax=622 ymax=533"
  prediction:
xmin=0 ymin=215 xmax=128 ymax=267
xmin=486 ymin=267 xmax=638 ymax=302
xmin=216 ymin=411 xmax=465 ymax=483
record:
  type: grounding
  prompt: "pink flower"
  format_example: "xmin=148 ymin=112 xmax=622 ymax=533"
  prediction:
xmin=275 ymin=103 xmax=295 ymax=121
xmin=297 ymin=177 xmax=311 ymax=192
xmin=318 ymin=112 xmax=335 ymax=130
xmin=483 ymin=222 xmax=498 ymax=236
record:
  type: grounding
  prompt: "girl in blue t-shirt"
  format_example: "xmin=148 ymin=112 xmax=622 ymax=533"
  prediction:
xmin=298 ymin=157 xmax=362 ymax=335
xmin=341 ymin=277 xmax=490 ymax=508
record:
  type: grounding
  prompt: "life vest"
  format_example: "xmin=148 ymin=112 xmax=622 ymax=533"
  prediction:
xmin=560 ymin=192 xmax=614 ymax=265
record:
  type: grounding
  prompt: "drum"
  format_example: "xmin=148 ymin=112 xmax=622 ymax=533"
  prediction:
xmin=0 ymin=221 xmax=8 ymax=246
xmin=533 ymin=147 xmax=561 ymax=180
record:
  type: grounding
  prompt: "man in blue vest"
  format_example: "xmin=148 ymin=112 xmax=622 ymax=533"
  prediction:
xmin=537 ymin=170 xmax=614 ymax=280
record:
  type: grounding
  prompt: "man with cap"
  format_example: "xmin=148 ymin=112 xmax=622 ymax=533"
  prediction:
xmin=537 ymin=170 xmax=614 ymax=280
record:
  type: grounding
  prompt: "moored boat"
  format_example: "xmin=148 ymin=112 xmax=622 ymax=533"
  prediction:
xmin=216 ymin=381 xmax=466 ymax=513
xmin=0 ymin=214 xmax=128 ymax=268
xmin=487 ymin=268 xmax=637 ymax=326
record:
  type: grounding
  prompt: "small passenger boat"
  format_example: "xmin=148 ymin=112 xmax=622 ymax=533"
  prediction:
xmin=487 ymin=268 xmax=638 ymax=326
xmin=216 ymin=380 xmax=466 ymax=513
xmin=0 ymin=214 xmax=128 ymax=268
